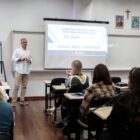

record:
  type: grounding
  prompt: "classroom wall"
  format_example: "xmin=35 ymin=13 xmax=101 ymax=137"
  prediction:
xmin=0 ymin=0 xmax=139 ymax=96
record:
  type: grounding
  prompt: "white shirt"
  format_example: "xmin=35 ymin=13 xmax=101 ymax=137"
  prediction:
xmin=12 ymin=47 xmax=32 ymax=74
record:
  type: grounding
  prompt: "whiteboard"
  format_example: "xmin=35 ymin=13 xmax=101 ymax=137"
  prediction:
xmin=12 ymin=31 xmax=140 ymax=71
xmin=106 ymin=34 xmax=140 ymax=70
xmin=12 ymin=31 xmax=45 ymax=71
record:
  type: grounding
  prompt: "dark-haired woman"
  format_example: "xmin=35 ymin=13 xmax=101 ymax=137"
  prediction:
xmin=106 ymin=67 xmax=140 ymax=140
xmin=80 ymin=63 xmax=115 ymax=118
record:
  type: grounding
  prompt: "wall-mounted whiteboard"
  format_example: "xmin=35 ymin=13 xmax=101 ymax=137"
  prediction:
xmin=12 ymin=31 xmax=140 ymax=71
xmin=107 ymin=34 xmax=140 ymax=70
xmin=12 ymin=31 xmax=45 ymax=71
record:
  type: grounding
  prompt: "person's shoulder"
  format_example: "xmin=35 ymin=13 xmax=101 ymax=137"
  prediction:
xmin=88 ymin=82 xmax=110 ymax=91
xmin=27 ymin=48 xmax=31 ymax=52
xmin=14 ymin=47 xmax=20 ymax=52
xmin=114 ymin=91 xmax=131 ymax=105
xmin=87 ymin=83 xmax=97 ymax=91
xmin=70 ymin=75 xmax=79 ymax=79
xmin=81 ymin=73 xmax=88 ymax=79
xmin=91 ymin=81 xmax=103 ymax=88
xmin=0 ymin=101 xmax=12 ymax=109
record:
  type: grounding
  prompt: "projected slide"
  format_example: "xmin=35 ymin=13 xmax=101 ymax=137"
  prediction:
xmin=47 ymin=24 xmax=108 ymax=56
xmin=44 ymin=19 xmax=108 ymax=69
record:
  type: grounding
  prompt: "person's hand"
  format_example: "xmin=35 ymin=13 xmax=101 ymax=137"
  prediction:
xmin=17 ymin=58 xmax=25 ymax=62
xmin=25 ymin=58 xmax=31 ymax=63
xmin=17 ymin=58 xmax=31 ymax=63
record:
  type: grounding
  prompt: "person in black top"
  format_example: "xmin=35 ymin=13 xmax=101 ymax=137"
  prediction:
xmin=105 ymin=67 xmax=140 ymax=140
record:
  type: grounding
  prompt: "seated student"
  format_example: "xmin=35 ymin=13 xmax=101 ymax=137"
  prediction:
xmin=105 ymin=67 xmax=140 ymax=140
xmin=48 ymin=59 xmax=89 ymax=112
xmin=80 ymin=64 xmax=115 ymax=117
xmin=56 ymin=64 xmax=115 ymax=134
xmin=0 ymin=90 xmax=14 ymax=138
xmin=78 ymin=64 xmax=115 ymax=138
xmin=66 ymin=59 xmax=89 ymax=92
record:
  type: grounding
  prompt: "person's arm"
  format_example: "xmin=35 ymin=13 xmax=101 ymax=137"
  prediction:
xmin=25 ymin=57 xmax=32 ymax=64
xmin=12 ymin=50 xmax=20 ymax=62
xmin=25 ymin=50 xmax=32 ymax=64
xmin=12 ymin=49 xmax=25 ymax=62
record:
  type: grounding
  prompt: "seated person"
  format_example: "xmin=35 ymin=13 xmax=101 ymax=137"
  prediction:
xmin=66 ymin=59 xmax=89 ymax=92
xmin=55 ymin=64 xmax=115 ymax=135
xmin=48 ymin=60 xmax=89 ymax=112
xmin=0 ymin=90 xmax=14 ymax=138
xmin=80 ymin=64 xmax=115 ymax=117
xmin=105 ymin=67 xmax=140 ymax=140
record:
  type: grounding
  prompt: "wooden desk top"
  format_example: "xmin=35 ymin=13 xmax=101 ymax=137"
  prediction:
xmin=90 ymin=106 xmax=113 ymax=120
xmin=52 ymin=85 xmax=66 ymax=90
xmin=115 ymin=85 xmax=129 ymax=90
xmin=64 ymin=93 xmax=84 ymax=100
xmin=44 ymin=80 xmax=51 ymax=84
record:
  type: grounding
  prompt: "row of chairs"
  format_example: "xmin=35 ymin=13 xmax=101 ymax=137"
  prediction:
xmin=49 ymin=76 xmax=121 ymax=94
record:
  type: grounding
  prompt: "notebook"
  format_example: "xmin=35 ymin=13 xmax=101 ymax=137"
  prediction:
xmin=92 ymin=106 xmax=113 ymax=120
xmin=71 ymin=92 xmax=84 ymax=96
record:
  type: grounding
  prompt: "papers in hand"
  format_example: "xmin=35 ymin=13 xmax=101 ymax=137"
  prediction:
xmin=91 ymin=106 xmax=113 ymax=120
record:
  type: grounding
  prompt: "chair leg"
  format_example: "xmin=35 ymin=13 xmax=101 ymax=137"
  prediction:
xmin=88 ymin=129 xmax=90 ymax=140
xmin=68 ymin=134 xmax=70 ymax=140
xmin=75 ymin=131 xmax=81 ymax=140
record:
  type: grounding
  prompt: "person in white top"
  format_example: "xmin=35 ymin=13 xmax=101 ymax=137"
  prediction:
xmin=12 ymin=38 xmax=32 ymax=107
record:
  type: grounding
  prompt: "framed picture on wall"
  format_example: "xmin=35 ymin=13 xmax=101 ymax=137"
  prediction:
xmin=115 ymin=15 xmax=124 ymax=29
xmin=131 ymin=16 xmax=140 ymax=29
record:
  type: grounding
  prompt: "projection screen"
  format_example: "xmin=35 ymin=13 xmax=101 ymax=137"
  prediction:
xmin=44 ymin=19 xmax=108 ymax=69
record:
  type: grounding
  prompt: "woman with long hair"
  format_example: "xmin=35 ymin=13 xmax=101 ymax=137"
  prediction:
xmin=80 ymin=63 xmax=115 ymax=117
xmin=106 ymin=67 xmax=140 ymax=140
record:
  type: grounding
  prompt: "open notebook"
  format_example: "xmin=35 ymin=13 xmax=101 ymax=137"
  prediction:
xmin=91 ymin=106 xmax=113 ymax=120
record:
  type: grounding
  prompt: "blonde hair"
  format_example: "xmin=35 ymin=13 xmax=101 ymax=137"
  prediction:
xmin=71 ymin=60 xmax=82 ymax=75
xmin=0 ymin=90 xmax=4 ymax=101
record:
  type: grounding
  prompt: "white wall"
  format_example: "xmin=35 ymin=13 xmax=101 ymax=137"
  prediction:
xmin=0 ymin=0 xmax=74 ymax=97
xmin=0 ymin=0 xmax=139 ymax=96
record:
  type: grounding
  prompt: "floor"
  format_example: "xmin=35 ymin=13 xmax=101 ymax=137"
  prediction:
xmin=13 ymin=100 xmax=64 ymax=140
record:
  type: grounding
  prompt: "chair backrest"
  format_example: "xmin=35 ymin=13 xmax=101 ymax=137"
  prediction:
xmin=111 ymin=77 xmax=121 ymax=84
xmin=50 ymin=78 xmax=66 ymax=92
xmin=0 ymin=132 xmax=11 ymax=140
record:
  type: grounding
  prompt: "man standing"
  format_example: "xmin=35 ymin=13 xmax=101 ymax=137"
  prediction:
xmin=12 ymin=38 xmax=32 ymax=107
